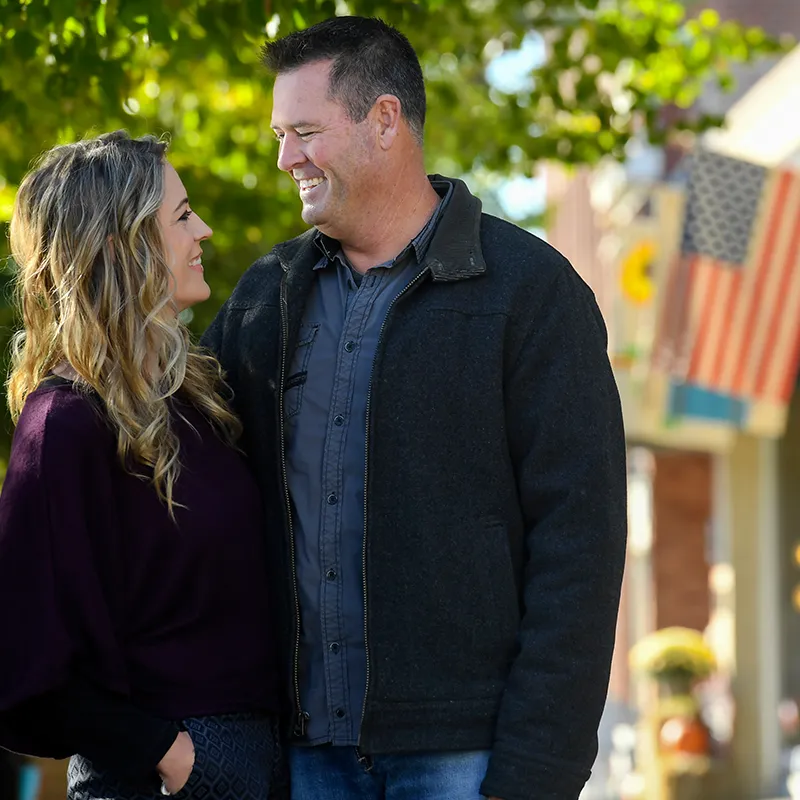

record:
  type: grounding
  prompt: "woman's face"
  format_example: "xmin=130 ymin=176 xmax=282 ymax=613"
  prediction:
xmin=157 ymin=162 xmax=213 ymax=313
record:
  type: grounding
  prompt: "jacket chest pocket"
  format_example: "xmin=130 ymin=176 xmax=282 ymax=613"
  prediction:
xmin=285 ymin=323 xmax=319 ymax=418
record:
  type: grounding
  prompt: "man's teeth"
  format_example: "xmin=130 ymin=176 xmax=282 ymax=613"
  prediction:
xmin=299 ymin=177 xmax=325 ymax=190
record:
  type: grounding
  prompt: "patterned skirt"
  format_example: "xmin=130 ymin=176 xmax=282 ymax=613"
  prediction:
xmin=67 ymin=713 xmax=287 ymax=800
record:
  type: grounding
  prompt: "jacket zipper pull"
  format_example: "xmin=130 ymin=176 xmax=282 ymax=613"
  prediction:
xmin=293 ymin=710 xmax=310 ymax=738
xmin=355 ymin=747 xmax=373 ymax=772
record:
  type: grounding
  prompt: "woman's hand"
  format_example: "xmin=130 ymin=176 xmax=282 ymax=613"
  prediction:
xmin=156 ymin=730 xmax=195 ymax=795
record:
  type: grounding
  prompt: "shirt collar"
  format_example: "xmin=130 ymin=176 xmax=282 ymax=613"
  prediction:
xmin=312 ymin=180 xmax=453 ymax=271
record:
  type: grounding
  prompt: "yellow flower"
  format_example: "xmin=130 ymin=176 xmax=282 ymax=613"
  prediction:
xmin=621 ymin=240 xmax=656 ymax=305
xmin=629 ymin=627 xmax=716 ymax=680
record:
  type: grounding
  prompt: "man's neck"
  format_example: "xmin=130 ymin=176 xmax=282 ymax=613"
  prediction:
xmin=339 ymin=177 xmax=441 ymax=274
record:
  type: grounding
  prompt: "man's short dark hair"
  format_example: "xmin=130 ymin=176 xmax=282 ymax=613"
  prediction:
xmin=262 ymin=16 xmax=426 ymax=145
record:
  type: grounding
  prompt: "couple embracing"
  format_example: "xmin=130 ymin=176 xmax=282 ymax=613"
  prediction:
xmin=0 ymin=16 xmax=626 ymax=800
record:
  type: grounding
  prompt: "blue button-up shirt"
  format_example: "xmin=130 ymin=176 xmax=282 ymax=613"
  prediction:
xmin=285 ymin=183 xmax=451 ymax=745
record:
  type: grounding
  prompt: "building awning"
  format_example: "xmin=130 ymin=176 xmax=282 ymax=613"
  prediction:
xmin=705 ymin=45 xmax=800 ymax=167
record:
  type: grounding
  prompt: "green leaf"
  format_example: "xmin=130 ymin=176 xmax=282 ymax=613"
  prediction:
xmin=11 ymin=29 xmax=38 ymax=59
xmin=96 ymin=3 xmax=107 ymax=37
xmin=689 ymin=36 xmax=711 ymax=64
xmin=659 ymin=2 xmax=684 ymax=26
xmin=698 ymin=8 xmax=720 ymax=30
xmin=64 ymin=16 xmax=86 ymax=38
xmin=147 ymin=10 xmax=173 ymax=44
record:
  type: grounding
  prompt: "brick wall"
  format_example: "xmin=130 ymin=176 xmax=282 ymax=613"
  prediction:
xmin=651 ymin=451 xmax=712 ymax=631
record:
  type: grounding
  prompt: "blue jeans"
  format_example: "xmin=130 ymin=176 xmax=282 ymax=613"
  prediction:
xmin=289 ymin=745 xmax=491 ymax=799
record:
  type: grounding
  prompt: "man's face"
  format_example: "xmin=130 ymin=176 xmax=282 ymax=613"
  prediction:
xmin=271 ymin=60 xmax=376 ymax=236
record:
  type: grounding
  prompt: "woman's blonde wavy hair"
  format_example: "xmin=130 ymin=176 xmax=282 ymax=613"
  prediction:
xmin=7 ymin=130 xmax=242 ymax=515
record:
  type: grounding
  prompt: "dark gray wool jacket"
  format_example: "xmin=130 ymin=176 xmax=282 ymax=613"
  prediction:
xmin=201 ymin=176 xmax=627 ymax=800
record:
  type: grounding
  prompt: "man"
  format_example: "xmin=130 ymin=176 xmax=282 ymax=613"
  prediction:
xmin=203 ymin=16 xmax=627 ymax=800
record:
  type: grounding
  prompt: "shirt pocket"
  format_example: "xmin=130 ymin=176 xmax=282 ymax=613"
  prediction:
xmin=285 ymin=323 xmax=319 ymax=418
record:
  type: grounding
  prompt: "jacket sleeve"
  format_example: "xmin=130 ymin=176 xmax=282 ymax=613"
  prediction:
xmin=0 ymin=394 xmax=178 ymax=774
xmin=200 ymin=297 xmax=237 ymax=375
xmin=199 ymin=299 xmax=226 ymax=355
xmin=200 ymin=297 xmax=244 ymax=406
xmin=480 ymin=263 xmax=627 ymax=800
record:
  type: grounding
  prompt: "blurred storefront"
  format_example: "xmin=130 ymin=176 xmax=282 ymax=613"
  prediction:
xmin=547 ymin=37 xmax=800 ymax=800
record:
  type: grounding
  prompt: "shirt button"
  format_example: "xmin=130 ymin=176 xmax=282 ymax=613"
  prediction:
xmin=335 ymin=708 xmax=346 ymax=719
xmin=326 ymin=493 xmax=338 ymax=505
xmin=333 ymin=414 xmax=345 ymax=426
xmin=329 ymin=642 xmax=341 ymax=654
xmin=344 ymin=340 xmax=355 ymax=353
xmin=326 ymin=569 xmax=337 ymax=581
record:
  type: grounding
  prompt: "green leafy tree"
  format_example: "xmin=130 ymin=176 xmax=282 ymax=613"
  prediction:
xmin=0 ymin=0 xmax=789 ymax=459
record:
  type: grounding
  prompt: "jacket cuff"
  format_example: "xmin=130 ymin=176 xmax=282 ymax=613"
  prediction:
xmin=480 ymin=750 xmax=590 ymax=800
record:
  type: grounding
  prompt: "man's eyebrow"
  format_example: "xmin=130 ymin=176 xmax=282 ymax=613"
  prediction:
xmin=174 ymin=197 xmax=189 ymax=213
xmin=270 ymin=121 xmax=317 ymax=131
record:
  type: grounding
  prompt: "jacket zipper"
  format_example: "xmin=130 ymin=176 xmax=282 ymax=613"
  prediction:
xmin=358 ymin=265 xmax=431 ymax=741
xmin=279 ymin=275 xmax=308 ymax=737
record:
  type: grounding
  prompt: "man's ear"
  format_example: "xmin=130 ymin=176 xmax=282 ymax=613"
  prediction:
xmin=373 ymin=94 xmax=402 ymax=151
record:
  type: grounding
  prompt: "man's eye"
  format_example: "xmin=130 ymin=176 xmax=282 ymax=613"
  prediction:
xmin=274 ymin=132 xmax=285 ymax=141
xmin=297 ymin=131 xmax=315 ymax=140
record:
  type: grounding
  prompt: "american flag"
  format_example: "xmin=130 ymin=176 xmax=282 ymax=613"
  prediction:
xmin=652 ymin=149 xmax=800 ymax=437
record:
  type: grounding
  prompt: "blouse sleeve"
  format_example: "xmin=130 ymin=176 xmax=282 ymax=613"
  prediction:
xmin=0 ymin=389 xmax=176 ymax=772
xmin=3 ymin=675 xmax=179 ymax=776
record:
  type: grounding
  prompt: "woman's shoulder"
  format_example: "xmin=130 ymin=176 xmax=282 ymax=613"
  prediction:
xmin=4 ymin=378 xmax=112 ymax=502
xmin=15 ymin=377 xmax=108 ymax=455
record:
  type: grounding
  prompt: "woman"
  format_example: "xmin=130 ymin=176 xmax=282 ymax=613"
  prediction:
xmin=0 ymin=131 xmax=283 ymax=799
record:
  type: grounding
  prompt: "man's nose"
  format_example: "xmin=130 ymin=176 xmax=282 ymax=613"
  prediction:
xmin=277 ymin=135 xmax=305 ymax=173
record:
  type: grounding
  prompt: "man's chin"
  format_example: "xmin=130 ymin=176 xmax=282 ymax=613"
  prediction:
xmin=301 ymin=203 xmax=327 ymax=228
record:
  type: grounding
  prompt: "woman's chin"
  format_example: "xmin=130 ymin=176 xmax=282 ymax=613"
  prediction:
xmin=175 ymin=284 xmax=211 ymax=314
